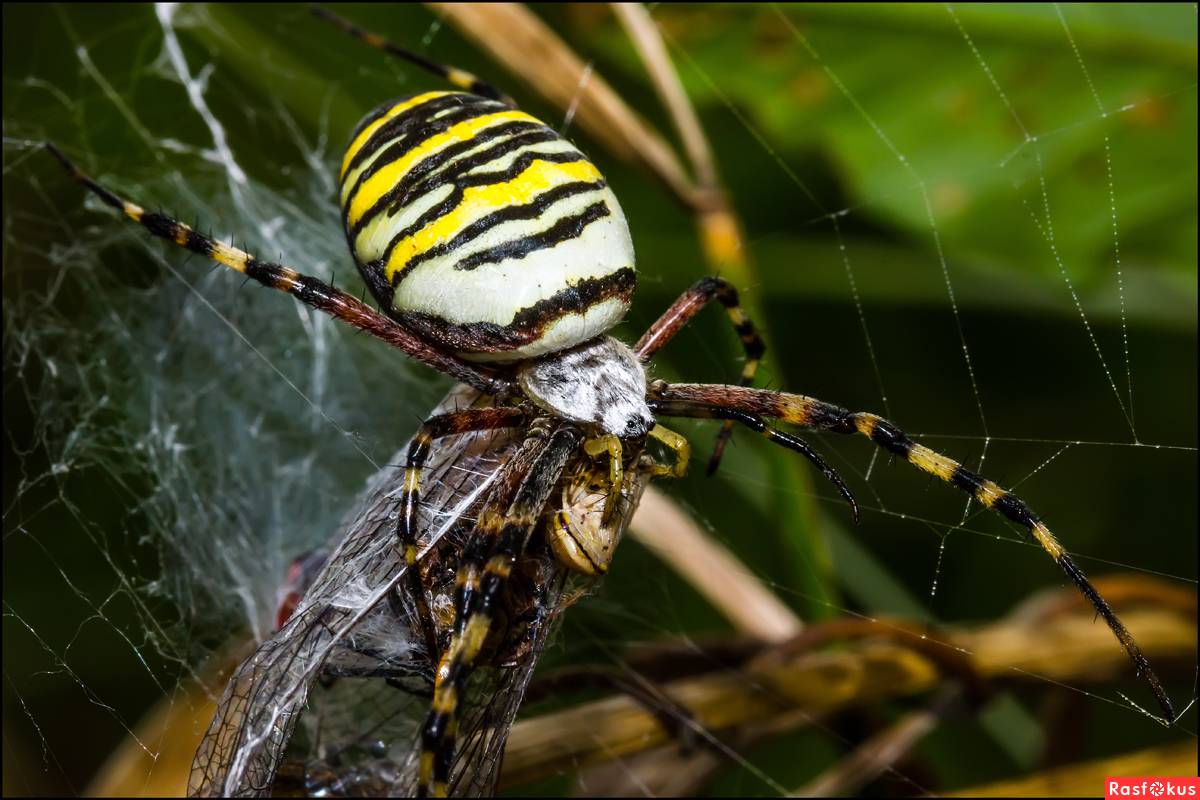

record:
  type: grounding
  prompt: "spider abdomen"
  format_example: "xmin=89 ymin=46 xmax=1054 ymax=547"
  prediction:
xmin=340 ymin=91 xmax=636 ymax=362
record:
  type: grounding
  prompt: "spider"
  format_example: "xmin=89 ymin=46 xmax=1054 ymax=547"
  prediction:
xmin=46 ymin=7 xmax=1174 ymax=796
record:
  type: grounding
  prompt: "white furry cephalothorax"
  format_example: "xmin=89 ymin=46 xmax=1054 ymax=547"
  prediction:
xmin=516 ymin=337 xmax=653 ymax=438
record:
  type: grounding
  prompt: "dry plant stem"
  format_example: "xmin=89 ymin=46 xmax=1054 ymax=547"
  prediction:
xmin=611 ymin=3 xmax=717 ymax=190
xmin=793 ymin=686 xmax=958 ymax=797
xmin=426 ymin=3 xmax=697 ymax=205
xmin=631 ymin=485 xmax=804 ymax=642
xmin=570 ymin=705 xmax=825 ymax=796
xmin=498 ymin=600 xmax=1195 ymax=789
xmin=611 ymin=2 xmax=752 ymax=284
xmin=945 ymin=740 xmax=1198 ymax=797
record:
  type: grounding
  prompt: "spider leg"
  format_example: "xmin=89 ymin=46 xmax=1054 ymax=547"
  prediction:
xmin=400 ymin=407 xmax=530 ymax=659
xmin=44 ymin=143 xmax=509 ymax=396
xmin=311 ymin=7 xmax=515 ymax=107
xmin=583 ymin=434 xmax=624 ymax=524
xmin=650 ymin=400 xmax=858 ymax=523
xmin=635 ymin=277 xmax=766 ymax=476
xmin=420 ymin=421 xmax=582 ymax=796
xmin=651 ymin=382 xmax=1176 ymax=723
xmin=645 ymin=423 xmax=691 ymax=479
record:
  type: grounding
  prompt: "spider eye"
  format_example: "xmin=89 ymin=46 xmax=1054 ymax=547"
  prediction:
xmin=622 ymin=413 xmax=653 ymax=439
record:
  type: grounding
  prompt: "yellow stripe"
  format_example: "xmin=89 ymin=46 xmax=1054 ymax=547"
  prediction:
xmin=339 ymin=91 xmax=451 ymax=180
xmin=779 ymin=395 xmax=817 ymax=425
xmin=462 ymin=614 xmax=491 ymax=660
xmin=973 ymin=479 xmax=1007 ymax=508
xmin=1031 ymin=521 xmax=1065 ymax=559
xmin=484 ymin=555 xmax=513 ymax=579
xmin=347 ymin=109 xmax=541 ymax=227
xmin=432 ymin=687 xmax=457 ymax=713
xmin=908 ymin=443 xmax=958 ymax=481
xmin=419 ymin=752 xmax=434 ymax=785
xmin=854 ymin=414 xmax=876 ymax=437
xmin=381 ymin=158 xmax=602 ymax=280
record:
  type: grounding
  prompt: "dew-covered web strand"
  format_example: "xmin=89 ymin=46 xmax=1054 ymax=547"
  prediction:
xmin=7 ymin=10 xmax=415 ymax=785
xmin=6 ymin=6 xmax=1195 ymax=794
xmin=944 ymin=3 xmax=1137 ymax=441
xmin=772 ymin=7 xmax=986 ymax=439
xmin=648 ymin=10 xmax=894 ymax=426
xmin=771 ymin=5 xmax=1000 ymax=580
xmin=1053 ymin=2 xmax=1137 ymax=436
xmin=575 ymin=597 xmax=936 ymax=796
xmin=648 ymin=3 xmax=1194 ymax=737
xmin=720 ymin=561 xmax=1195 ymax=732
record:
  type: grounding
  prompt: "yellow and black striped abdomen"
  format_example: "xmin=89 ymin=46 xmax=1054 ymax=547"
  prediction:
xmin=340 ymin=91 xmax=636 ymax=362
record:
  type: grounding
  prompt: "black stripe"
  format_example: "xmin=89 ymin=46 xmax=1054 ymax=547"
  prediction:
xmin=395 ymin=267 xmax=636 ymax=355
xmin=361 ymin=149 xmax=589 ymax=248
xmin=344 ymin=94 xmax=416 ymax=150
xmin=992 ymin=491 xmax=1038 ymax=528
xmin=388 ymin=181 xmax=606 ymax=282
xmin=422 ymin=711 xmax=448 ymax=748
xmin=343 ymin=93 xmax=469 ymax=178
xmin=350 ymin=122 xmax=558 ymax=239
xmin=433 ymin=737 xmax=455 ymax=782
xmin=950 ymin=465 xmax=983 ymax=494
xmin=342 ymin=98 xmax=502 ymax=216
xmin=452 ymin=199 xmax=610 ymax=271
xmin=350 ymin=97 xmax=506 ymax=183
xmin=345 ymin=102 xmax=496 ymax=208
xmin=807 ymin=402 xmax=856 ymax=432
xmin=141 ymin=211 xmax=181 ymax=242
xmin=343 ymin=93 xmax=493 ymax=181
xmin=868 ymin=418 xmax=913 ymax=458
xmin=378 ymin=123 xmax=556 ymax=220
xmin=380 ymin=130 xmax=563 ymax=222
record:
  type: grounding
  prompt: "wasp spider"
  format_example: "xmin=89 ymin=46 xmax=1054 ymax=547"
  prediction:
xmin=47 ymin=7 xmax=1174 ymax=796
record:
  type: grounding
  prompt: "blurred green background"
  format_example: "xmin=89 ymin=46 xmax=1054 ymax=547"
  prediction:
xmin=3 ymin=3 xmax=1195 ymax=796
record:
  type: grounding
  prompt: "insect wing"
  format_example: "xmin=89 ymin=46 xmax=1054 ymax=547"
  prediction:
xmin=189 ymin=386 xmax=519 ymax=796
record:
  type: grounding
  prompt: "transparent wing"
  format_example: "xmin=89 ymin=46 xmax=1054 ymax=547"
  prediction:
xmin=189 ymin=384 xmax=653 ymax=797
xmin=274 ymin=449 xmax=652 ymax=798
xmin=188 ymin=385 xmax=519 ymax=796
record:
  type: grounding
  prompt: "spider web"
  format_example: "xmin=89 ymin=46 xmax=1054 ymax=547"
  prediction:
xmin=2 ymin=3 xmax=1196 ymax=796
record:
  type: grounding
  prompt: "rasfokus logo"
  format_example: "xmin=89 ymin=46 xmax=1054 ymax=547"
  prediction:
xmin=1107 ymin=778 xmax=1200 ymax=798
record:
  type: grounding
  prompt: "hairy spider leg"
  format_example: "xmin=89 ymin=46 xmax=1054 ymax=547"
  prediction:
xmin=420 ymin=422 xmax=582 ymax=796
xmin=44 ymin=143 xmax=508 ymax=396
xmin=651 ymin=400 xmax=858 ymax=523
xmin=312 ymin=6 xmax=515 ymax=107
xmin=652 ymin=382 xmax=1176 ymax=723
xmin=413 ymin=416 xmax=553 ymax=795
xmin=400 ymin=407 xmax=531 ymax=658
xmin=634 ymin=276 xmax=766 ymax=476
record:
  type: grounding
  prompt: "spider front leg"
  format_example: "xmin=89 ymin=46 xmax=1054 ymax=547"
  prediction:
xmin=44 ymin=143 xmax=509 ymax=396
xmin=650 ymin=399 xmax=859 ymax=523
xmin=420 ymin=422 xmax=582 ymax=797
xmin=312 ymin=6 xmax=515 ymax=106
xmin=652 ymin=382 xmax=1176 ymax=723
xmin=400 ymin=407 xmax=530 ymax=658
xmin=645 ymin=423 xmax=691 ymax=479
xmin=635 ymin=276 xmax=766 ymax=476
xmin=583 ymin=435 xmax=624 ymax=524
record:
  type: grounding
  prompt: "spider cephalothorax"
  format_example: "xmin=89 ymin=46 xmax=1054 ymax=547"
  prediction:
xmin=47 ymin=7 xmax=1175 ymax=797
